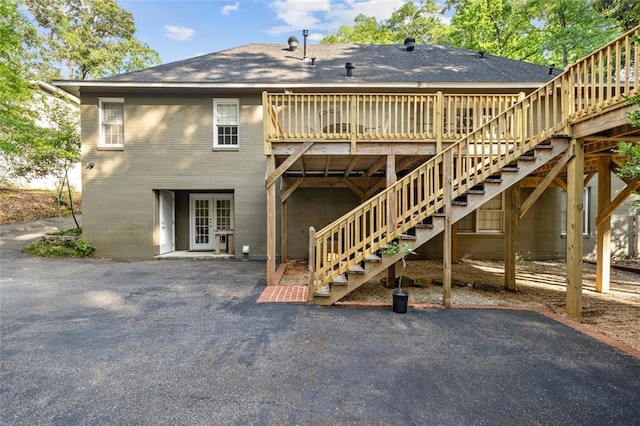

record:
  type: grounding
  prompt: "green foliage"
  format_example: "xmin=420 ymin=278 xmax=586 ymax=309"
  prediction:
xmin=443 ymin=0 xmax=546 ymax=63
xmin=322 ymin=0 xmax=446 ymax=45
xmin=24 ymin=237 xmax=94 ymax=258
xmin=593 ymin=0 xmax=640 ymax=31
xmin=21 ymin=0 xmax=160 ymax=80
xmin=381 ymin=241 xmax=417 ymax=288
xmin=614 ymin=95 xmax=640 ymax=208
xmin=539 ymin=0 xmax=620 ymax=67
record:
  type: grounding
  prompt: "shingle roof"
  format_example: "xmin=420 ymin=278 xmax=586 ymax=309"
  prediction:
xmin=103 ymin=43 xmax=556 ymax=84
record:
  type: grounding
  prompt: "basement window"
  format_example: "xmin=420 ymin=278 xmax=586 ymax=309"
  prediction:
xmin=560 ymin=187 xmax=591 ymax=237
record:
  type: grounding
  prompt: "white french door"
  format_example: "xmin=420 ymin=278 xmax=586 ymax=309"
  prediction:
xmin=190 ymin=194 xmax=233 ymax=251
xmin=159 ymin=191 xmax=175 ymax=254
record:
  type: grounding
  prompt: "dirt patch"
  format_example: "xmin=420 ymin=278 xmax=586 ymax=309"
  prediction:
xmin=280 ymin=259 xmax=640 ymax=351
xmin=0 ymin=187 xmax=81 ymax=225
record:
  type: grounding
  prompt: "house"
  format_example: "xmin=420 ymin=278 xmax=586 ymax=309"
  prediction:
xmin=54 ymin=29 xmax=640 ymax=315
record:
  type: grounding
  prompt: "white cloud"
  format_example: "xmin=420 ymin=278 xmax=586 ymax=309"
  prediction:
xmin=221 ymin=2 xmax=240 ymax=15
xmin=266 ymin=0 xmax=406 ymax=37
xmin=164 ymin=25 xmax=196 ymax=41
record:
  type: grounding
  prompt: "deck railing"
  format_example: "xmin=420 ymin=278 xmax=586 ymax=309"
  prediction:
xmin=263 ymin=93 xmax=522 ymax=152
xmin=309 ymin=25 xmax=639 ymax=292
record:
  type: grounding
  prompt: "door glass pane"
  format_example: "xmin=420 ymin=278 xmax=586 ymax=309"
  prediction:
xmin=216 ymin=199 xmax=231 ymax=230
xmin=195 ymin=199 xmax=210 ymax=244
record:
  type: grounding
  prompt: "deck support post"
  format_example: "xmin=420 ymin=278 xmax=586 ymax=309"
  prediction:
xmin=596 ymin=156 xmax=611 ymax=293
xmin=281 ymin=199 xmax=288 ymax=263
xmin=443 ymin=150 xmax=453 ymax=308
xmin=566 ymin=138 xmax=584 ymax=317
xmin=308 ymin=227 xmax=315 ymax=302
xmin=505 ymin=184 xmax=520 ymax=291
xmin=386 ymin=154 xmax=397 ymax=286
xmin=266 ymin=155 xmax=277 ymax=286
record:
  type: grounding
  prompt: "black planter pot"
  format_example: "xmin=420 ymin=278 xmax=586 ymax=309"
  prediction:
xmin=392 ymin=289 xmax=409 ymax=313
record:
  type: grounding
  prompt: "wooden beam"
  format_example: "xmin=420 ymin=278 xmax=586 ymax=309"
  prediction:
xmin=596 ymin=177 xmax=640 ymax=226
xmin=281 ymin=178 xmax=303 ymax=202
xmin=344 ymin=155 xmax=360 ymax=177
xmin=364 ymin=179 xmax=387 ymax=199
xmin=308 ymin=226 xmax=315 ymax=302
xmin=554 ymin=177 xmax=567 ymax=192
xmin=266 ymin=142 xmax=313 ymax=189
xmin=596 ymin=156 xmax=611 ymax=293
xmin=386 ymin=154 xmax=397 ymax=284
xmin=451 ymin=222 xmax=458 ymax=264
xmin=566 ymin=139 xmax=584 ymax=318
xmin=266 ymin=155 xmax=277 ymax=286
xmin=583 ymin=172 xmax=596 ymax=186
xmin=344 ymin=178 xmax=365 ymax=200
xmin=365 ymin=156 xmax=386 ymax=177
xmin=519 ymin=145 xmax=573 ymax=219
xmin=443 ymin=150 xmax=452 ymax=308
xmin=324 ymin=157 xmax=331 ymax=177
xmin=505 ymin=184 xmax=519 ymax=291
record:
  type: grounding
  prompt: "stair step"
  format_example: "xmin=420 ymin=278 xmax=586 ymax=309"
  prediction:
xmin=365 ymin=253 xmax=382 ymax=262
xmin=535 ymin=143 xmax=553 ymax=150
xmin=452 ymin=200 xmax=468 ymax=206
xmin=519 ymin=155 xmax=536 ymax=161
xmin=315 ymin=284 xmax=331 ymax=297
xmin=467 ymin=189 xmax=485 ymax=195
xmin=415 ymin=223 xmax=434 ymax=229
xmin=485 ymin=176 xmax=502 ymax=183
xmin=348 ymin=264 xmax=365 ymax=274
xmin=501 ymin=165 xmax=519 ymax=172
xmin=398 ymin=234 xmax=417 ymax=241
xmin=331 ymin=274 xmax=348 ymax=285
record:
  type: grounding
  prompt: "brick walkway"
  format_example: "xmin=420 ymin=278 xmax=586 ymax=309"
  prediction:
xmin=257 ymin=286 xmax=308 ymax=303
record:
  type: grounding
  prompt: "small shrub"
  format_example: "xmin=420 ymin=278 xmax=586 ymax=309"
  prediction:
xmin=25 ymin=236 xmax=94 ymax=258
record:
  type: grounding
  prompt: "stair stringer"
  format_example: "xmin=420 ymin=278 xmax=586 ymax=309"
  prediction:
xmin=313 ymin=137 xmax=571 ymax=306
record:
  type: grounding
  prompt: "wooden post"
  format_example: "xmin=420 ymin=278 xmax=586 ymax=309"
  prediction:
xmin=266 ymin=155 xmax=277 ymax=286
xmin=451 ymin=222 xmax=458 ymax=264
xmin=281 ymin=199 xmax=288 ymax=263
xmin=386 ymin=154 xmax=397 ymax=287
xmin=504 ymin=184 xmax=520 ymax=291
xmin=596 ymin=156 xmax=611 ymax=293
xmin=308 ymin=226 xmax=315 ymax=302
xmin=443 ymin=150 xmax=453 ymax=308
xmin=436 ymin=91 xmax=443 ymax=153
xmin=566 ymin=139 xmax=584 ymax=317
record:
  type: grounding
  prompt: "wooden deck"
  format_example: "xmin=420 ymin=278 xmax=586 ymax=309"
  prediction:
xmin=263 ymin=26 xmax=640 ymax=317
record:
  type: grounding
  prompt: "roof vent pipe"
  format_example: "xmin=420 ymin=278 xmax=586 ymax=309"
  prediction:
xmin=345 ymin=62 xmax=355 ymax=77
xmin=404 ymin=37 xmax=415 ymax=51
xmin=548 ymin=64 xmax=555 ymax=75
xmin=303 ymin=29 xmax=309 ymax=59
xmin=288 ymin=36 xmax=299 ymax=51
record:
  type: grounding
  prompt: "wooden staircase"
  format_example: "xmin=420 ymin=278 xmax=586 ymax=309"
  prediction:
xmin=311 ymin=138 xmax=570 ymax=305
xmin=306 ymin=25 xmax=639 ymax=305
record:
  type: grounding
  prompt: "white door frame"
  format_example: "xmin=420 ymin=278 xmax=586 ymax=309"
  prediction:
xmin=159 ymin=190 xmax=175 ymax=254
xmin=189 ymin=193 xmax=234 ymax=252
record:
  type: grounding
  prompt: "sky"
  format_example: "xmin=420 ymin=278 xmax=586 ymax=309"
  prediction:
xmin=120 ymin=0 xmax=434 ymax=64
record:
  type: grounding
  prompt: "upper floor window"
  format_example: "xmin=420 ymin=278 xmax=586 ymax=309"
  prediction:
xmin=213 ymin=99 xmax=239 ymax=149
xmin=99 ymin=98 xmax=124 ymax=148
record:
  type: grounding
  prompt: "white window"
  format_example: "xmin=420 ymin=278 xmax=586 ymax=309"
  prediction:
xmin=99 ymin=98 xmax=124 ymax=148
xmin=457 ymin=194 xmax=504 ymax=234
xmin=561 ymin=187 xmax=590 ymax=236
xmin=213 ymin=99 xmax=239 ymax=148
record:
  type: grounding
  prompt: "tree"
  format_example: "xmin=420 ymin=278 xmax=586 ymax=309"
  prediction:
xmin=593 ymin=0 xmax=640 ymax=32
xmin=322 ymin=14 xmax=396 ymax=44
xmin=443 ymin=0 xmax=546 ymax=63
xmin=539 ymin=0 xmax=620 ymax=67
xmin=321 ymin=0 xmax=446 ymax=45
xmin=0 ymin=0 xmax=40 ymax=183
xmin=22 ymin=0 xmax=160 ymax=80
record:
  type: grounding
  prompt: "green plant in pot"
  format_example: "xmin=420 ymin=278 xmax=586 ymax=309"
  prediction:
xmin=381 ymin=240 xmax=417 ymax=313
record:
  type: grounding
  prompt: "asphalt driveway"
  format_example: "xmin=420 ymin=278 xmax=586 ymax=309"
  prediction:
xmin=1 ymin=220 xmax=640 ymax=425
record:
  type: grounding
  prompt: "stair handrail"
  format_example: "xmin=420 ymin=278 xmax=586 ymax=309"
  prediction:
xmin=310 ymin=26 xmax=640 ymax=293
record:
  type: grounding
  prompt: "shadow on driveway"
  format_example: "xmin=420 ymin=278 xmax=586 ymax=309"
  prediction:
xmin=1 ymin=221 xmax=639 ymax=424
